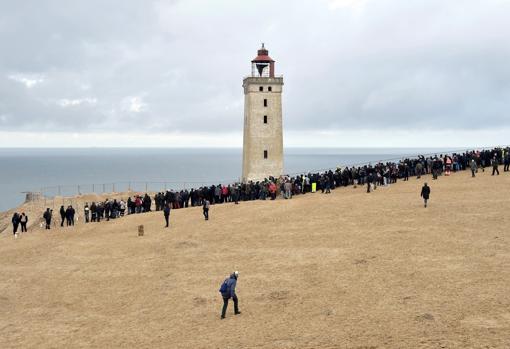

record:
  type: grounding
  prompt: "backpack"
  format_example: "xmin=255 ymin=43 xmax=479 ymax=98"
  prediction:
xmin=219 ymin=279 xmax=229 ymax=294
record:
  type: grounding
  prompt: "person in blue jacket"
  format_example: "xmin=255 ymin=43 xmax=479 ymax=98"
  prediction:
xmin=220 ymin=271 xmax=241 ymax=319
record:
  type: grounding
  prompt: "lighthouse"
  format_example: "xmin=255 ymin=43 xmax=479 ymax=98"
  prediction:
xmin=242 ymin=44 xmax=284 ymax=182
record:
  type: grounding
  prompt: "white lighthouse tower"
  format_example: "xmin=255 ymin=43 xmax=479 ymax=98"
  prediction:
xmin=242 ymin=44 xmax=284 ymax=182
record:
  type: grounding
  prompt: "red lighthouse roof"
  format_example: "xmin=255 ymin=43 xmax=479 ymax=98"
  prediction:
xmin=252 ymin=43 xmax=274 ymax=63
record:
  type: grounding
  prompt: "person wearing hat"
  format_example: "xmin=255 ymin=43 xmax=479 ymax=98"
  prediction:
xmin=220 ymin=271 xmax=241 ymax=319
xmin=420 ymin=183 xmax=431 ymax=208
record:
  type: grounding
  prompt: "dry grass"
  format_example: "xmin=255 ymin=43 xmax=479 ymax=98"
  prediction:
xmin=1 ymin=171 xmax=509 ymax=348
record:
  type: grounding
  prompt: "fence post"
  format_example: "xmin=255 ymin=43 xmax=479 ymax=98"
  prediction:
xmin=92 ymin=184 xmax=95 ymax=193
xmin=164 ymin=182 xmax=167 ymax=191
xmin=102 ymin=184 xmax=105 ymax=193
xmin=113 ymin=183 xmax=115 ymax=193
xmin=145 ymin=182 xmax=148 ymax=192
xmin=58 ymin=185 xmax=61 ymax=196
xmin=128 ymin=181 xmax=131 ymax=191
xmin=78 ymin=185 xmax=81 ymax=195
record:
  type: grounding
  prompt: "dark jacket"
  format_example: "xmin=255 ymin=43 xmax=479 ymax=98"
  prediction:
xmin=421 ymin=185 xmax=431 ymax=199
xmin=221 ymin=274 xmax=237 ymax=299
xmin=12 ymin=213 xmax=20 ymax=226
xmin=43 ymin=210 xmax=52 ymax=221
xmin=163 ymin=205 xmax=171 ymax=217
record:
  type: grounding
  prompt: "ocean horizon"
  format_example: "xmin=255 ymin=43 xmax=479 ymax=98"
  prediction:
xmin=0 ymin=146 xmax=482 ymax=212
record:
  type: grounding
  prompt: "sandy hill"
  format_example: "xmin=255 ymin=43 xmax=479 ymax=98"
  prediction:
xmin=1 ymin=171 xmax=509 ymax=348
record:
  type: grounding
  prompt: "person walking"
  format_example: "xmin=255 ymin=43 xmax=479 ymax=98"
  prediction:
xmin=203 ymin=199 xmax=210 ymax=220
xmin=43 ymin=208 xmax=52 ymax=230
xmin=470 ymin=159 xmax=478 ymax=177
xmin=11 ymin=212 xmax=20 ymax=237
xmin=163 ymin=203 xmax=171 ymax=228
xmin=366 ymin=172 xmax=373 ymax=193
xmin=491 ymin=156 xmax=500 ymax=176
xmin=219 ymin=271 xmax=241 ymax=319
xmin=20 ymin=213 xmax=28 ymax=233
xmin=59 ymin=205 xmax=66 ymax=227
xmin=420 ymin=183 xmax=431 ymax=208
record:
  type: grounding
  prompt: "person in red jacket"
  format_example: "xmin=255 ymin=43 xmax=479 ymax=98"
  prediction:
xmin=268 ymin=182 xmax=277 ymax=200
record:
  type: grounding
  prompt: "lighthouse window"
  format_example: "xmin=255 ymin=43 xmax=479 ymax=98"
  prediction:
xmin=264 ymin=99 xmax=267 ymax=107
xmin=264 ymin=150 xmax=268 ymax=159
xmin=268 ymin=86 xmax=272 ymax=92
xmin=264 ymin=115 xmax=268 ymax=124
xmin=259 ymin=86 xmax=263 ymax=92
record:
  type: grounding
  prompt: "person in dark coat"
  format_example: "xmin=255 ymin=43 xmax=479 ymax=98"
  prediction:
xmin=420 ymin=183 xmax=431 ymax=208
xmin=104 ymin=200 xmax=111 ymax=221
xmin=59 ymin=205 xmax=66 ymax=227
xmin=43 ymin=208 xmax=52 ymax=230
xmin=163 ymin=203 xmax=171 ymax=228
xmin=20 ymin=212 xmax=28 ymax=232
xmin=65 ymin=206 xmax=75 ymax=226
xmin=90 ymin=202 xmax=97 ymax=222
xmin=12 ymin=212 xmax=20 ymax=236
xmin=220 ymin=271 xmax=241 ymax=319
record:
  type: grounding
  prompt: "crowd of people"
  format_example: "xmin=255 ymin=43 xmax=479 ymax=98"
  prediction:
xmin=5 ymin=146 xmax=509 ymax=236
xmin=9 ymin=147 xmax=509 ymax=323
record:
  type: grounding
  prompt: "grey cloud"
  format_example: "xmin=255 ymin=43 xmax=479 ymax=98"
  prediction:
xmin=1 ymin=0 xmax=510 ymax=136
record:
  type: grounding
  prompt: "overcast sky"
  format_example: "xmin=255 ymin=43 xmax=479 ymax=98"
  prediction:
xmin=1 ymin=0 xmax=509 ymax=147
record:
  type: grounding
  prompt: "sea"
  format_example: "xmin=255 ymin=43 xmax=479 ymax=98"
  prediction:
xmin=0 ymin=147 xmax=467 ymax=212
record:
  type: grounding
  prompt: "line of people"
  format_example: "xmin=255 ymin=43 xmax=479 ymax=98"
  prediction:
xmin=29 ymin=146 xmax=509 ymax=232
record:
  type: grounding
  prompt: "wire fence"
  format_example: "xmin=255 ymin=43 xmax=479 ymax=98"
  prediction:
xmin=37 ymin=180 xmax=239 ymax=200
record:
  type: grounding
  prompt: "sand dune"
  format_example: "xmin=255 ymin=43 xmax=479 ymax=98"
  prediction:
xmin=1 ymin=171 xmax=509 ymax=348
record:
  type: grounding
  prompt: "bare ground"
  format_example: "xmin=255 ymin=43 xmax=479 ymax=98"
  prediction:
xmin=1 ymin=171 xmax=509 ymax=348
